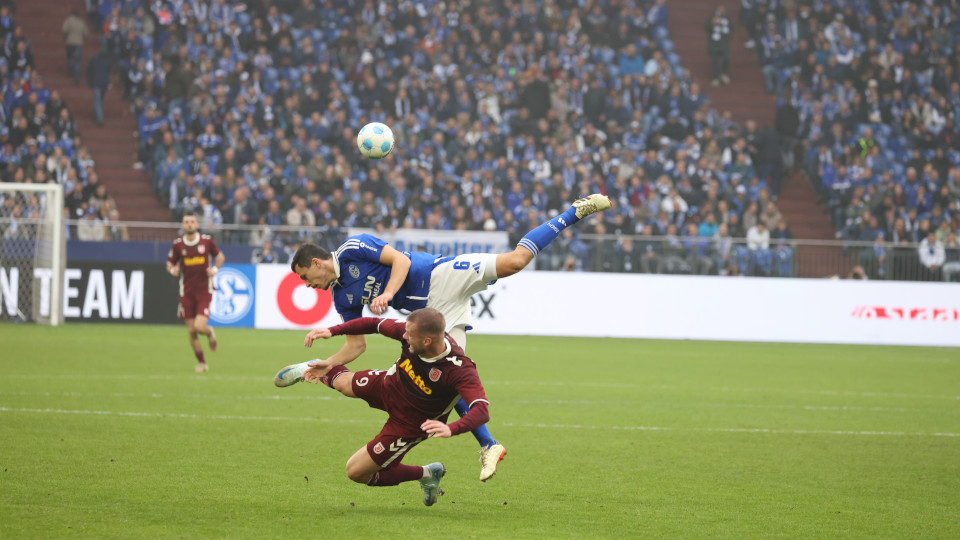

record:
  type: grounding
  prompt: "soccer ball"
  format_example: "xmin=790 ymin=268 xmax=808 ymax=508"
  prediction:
xmin=356 ymin=122 xmax=395 ymax=159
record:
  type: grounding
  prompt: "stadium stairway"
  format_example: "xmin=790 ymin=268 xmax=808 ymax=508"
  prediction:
xmin=18 ymin=1 xmax=170 ymax=223
xmin=666 ymin=1 xmax=836 ymax=242
xmin=667 ymin=0 xmax=849 ymax=276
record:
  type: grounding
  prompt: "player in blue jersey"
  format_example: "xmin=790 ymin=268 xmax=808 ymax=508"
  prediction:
xmin=274 ymin=193 xmax=612 ymax=481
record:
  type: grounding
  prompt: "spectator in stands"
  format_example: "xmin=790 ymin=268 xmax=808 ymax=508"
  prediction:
xmin=705 ymin=5 xmax=732 ymax=87
xmin=77 ymin=206 xmax=105 ymax=241
xmin=918 ymin=230 xmax=945 ymax=281
xmin=941 ymin=233 xmax=960 ymax=283
xmin=659 ymin=223 xmax=690 ymax=274
xmin=62 ymin=10 xmax=88 ymax=84
xmin=105 ymin=208 xmax=130 ymax=242
xmin=85 ymin=48 xmax=110 ymax=127
xmin=745 ymin=219 xmax=772 ymax=276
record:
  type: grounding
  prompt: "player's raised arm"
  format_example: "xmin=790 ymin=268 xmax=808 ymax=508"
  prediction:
xmin=370 ymin=245 xmax=411 ymax=315
xmin=304 ymin=317 xmax=388 ymax=366
xmin=305 ymin=332 xmax=366 ymax=367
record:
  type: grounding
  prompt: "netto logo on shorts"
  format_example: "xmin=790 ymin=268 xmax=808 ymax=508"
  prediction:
xmin=211 ymin=267 xmax=253 ymax=323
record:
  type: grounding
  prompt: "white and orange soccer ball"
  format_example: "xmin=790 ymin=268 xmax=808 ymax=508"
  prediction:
xmin=356 ymin=122 xmax=395 ymax=159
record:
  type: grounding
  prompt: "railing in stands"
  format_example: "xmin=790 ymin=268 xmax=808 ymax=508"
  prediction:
xmin=59 ymin=220 xmax=959 ymax=283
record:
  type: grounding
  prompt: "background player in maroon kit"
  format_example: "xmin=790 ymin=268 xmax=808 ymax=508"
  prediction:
xmin=299 ymin=308 xmax=490 ymax=506
xmin=166 ymin=213 xmax=225 ymax=373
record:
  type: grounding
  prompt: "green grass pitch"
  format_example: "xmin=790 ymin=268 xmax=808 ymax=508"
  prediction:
xmin=1 ymin=323 xmax=958 ymax=539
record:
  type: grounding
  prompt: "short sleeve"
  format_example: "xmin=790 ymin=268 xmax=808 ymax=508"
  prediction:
xmin=167 ymin=243 xmax=180 ymax=265
xmin=340 ymin=233 xmax=386 ymax=264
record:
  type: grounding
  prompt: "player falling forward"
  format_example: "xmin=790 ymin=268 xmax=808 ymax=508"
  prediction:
xmin=298 ymin=308 xmax=490 ymax=506
xmin=166 ymin=213 xmax=225 ymax=373
xmin=275 ymin=193 xmax=612 ymax=480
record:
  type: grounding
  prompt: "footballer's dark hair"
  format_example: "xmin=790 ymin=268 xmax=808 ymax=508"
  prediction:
xmin=406 ymin=308 xmax=446 ymax=340
xmin=290 ymin=243 xmax=331 ymax=272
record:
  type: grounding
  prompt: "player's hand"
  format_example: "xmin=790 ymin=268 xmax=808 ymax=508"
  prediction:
xmin=168 ymin=266 xmax=180 ymax=277
xmin=304 ymin=328 xmax=333 ymax=347
xmin=421 ymin=420 xmax=452 ymax=438
xmin=370 ymin=292 xmax=393 ymax=315
xmin=206 ymin=267 xmax=218 ymax=277
xmin=302 ymin=359 xmax=333 ymax=383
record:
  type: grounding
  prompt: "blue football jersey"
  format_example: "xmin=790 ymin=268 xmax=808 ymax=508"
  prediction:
xmin=331 ymin=234 xmax=441 ymax=321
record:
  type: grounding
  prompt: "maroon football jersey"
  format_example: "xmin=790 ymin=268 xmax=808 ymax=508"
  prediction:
xmin=332 ymin=318 xmax=487 ymax=428
xmin=167 ymin=234 xmax=220 ymax=297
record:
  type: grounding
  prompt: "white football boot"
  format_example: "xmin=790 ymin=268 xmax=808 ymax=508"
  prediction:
xmin=273 ymin=361 xmax=312 ymax=387
xmin=572 ymin=193 xmax=613 ymax=220
xmin=479 ymin=442 xmax=506 ymax=482
xmin=419 ymin=462 xmax=446 ymax=506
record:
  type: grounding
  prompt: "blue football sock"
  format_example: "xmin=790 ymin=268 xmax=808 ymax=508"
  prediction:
xmin=517 ymin=207 xmax=579 ymax=256
xmin=455 ymin=397 xmax=496 ymax=447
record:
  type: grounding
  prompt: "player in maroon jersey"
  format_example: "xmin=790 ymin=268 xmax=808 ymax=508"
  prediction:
xmin=293 ymin=308 xmax=490 ymax=506
xmin=165 ymin=213 xmax=225 ymax=373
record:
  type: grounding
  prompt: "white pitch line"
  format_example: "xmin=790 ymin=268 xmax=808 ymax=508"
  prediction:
xmin=0 ymin=407 xmax=365 ymax=424
xmin=655 ymin=385 xmax=960 ymax=401
xmin=4 ymin=391 xmax=953 ymax=414
xmin=1 ymin=407 xmax=957 ymax=438
xmin=0 ymin=390 xmax=335 ymax=401
xmin=498 ymin=422 xmax=960 ymax=438
xmin=4 ymin=375 xmax=960 ymax=401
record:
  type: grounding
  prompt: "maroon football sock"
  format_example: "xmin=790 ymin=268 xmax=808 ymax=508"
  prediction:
xmin=194 ymin=350 xmax=205 ymax=364
xmin=367 ymin=464 xmax=424 ymax=486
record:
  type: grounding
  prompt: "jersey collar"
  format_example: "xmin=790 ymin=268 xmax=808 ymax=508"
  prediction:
xmin=331 ymin=251 xmax=342 ymax=285
xmin=420 ymin=339 xmax=452 ymax=364
xmin=182 ymin=233 xmax=200 ymax=246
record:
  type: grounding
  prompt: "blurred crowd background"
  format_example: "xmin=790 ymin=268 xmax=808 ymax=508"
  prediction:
xmin=1 ymin=0 xmax=958 ymax=280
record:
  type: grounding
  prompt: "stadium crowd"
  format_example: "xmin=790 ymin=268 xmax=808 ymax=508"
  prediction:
xmin=744 ymin=0 xmax=960 ymax=280
xmin=84 ymin=0 xmax=798 ymax=277
xmin=0 ymin=2 xmax=127 ymax=242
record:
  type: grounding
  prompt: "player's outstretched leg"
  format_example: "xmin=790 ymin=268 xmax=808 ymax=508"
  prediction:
xmin=207 ymin=327 xmax=218 ymax=352
xmin=453 ymin=398 xmax=506 ymax=480
xmin=479 ymin=442 xmax=507 ymax=482
xmin=500 ymin=193 xmax=612 ymax=277
xmin=419 ymin=462 xmax=446 ymax=506
xmin=274 ymin=360 xmax=311 ymax=387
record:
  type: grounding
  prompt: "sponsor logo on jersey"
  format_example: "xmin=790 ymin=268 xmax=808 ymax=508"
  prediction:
xmin=398 ymin=358 xmax=432 ymax=395
xmin=348 ymin=264 xmax=360 ymax=278
xmin=182 ymin=256 xmax=206 ymax=266
xmin=361 ymin=275 xmax=381 ymax=304
xmin=211 ymin=267 xmax=253 ymax=323
xmin=428 ymin=367 xmax=441 ymax=382
xmin=373 ymin=442 xmax=385 ymax=454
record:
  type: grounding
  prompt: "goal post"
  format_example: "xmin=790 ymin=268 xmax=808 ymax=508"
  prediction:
xmin=0 ymin=182 xmax=65 ymax=325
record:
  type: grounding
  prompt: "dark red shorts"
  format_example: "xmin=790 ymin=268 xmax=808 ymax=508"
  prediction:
xmin=177 ymin=292 xmax=212 ymax=320
xmin=352 ymin=369 xmax=426 ymax=467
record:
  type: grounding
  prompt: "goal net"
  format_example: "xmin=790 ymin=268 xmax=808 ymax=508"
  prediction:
xmin=0 ymin=183 xmax=65 ymax=325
